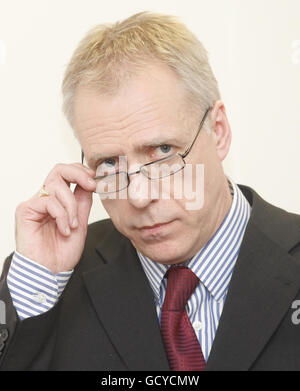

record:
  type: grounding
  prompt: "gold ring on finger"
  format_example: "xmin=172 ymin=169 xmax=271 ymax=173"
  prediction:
xmin=39 ymin=185 xmax=50 ymax=198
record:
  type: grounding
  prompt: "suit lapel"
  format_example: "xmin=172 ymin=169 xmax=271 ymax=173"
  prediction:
xmin=206 ymin=190 xmax=300 ymax=370
xmin=81 ymin=186 xmax=300 ymax=371
xmin=82 ymin=230 xmax=170 ymax=371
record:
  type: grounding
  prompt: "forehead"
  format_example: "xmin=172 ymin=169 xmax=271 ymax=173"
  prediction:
xmin=73 ymin=63 xmax=194 ymax=161
xmin=74 ymin=62 xmax=188 ymax=126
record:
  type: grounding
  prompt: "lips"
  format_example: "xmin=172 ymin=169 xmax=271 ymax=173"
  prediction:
xmin=140 ymin=221 xmax=171 ymax=230
xmin=138 ymin=220 xmax=176 ymax=239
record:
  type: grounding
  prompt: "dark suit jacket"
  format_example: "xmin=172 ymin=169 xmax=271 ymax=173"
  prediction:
xmin=0 ymin=185 xmax=300 ymax=371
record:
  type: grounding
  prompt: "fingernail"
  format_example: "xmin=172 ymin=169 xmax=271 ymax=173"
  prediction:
xmin=88 ymin=177 xmax=96 ymax=185
xmin=65 ymin=227 xmax=71 ymax=236
xmin=72 ymin=217 xmax=78 ymax=228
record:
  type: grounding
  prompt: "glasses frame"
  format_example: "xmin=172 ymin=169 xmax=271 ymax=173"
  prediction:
xmin=81 ymin=106 xmax=211 ymax=194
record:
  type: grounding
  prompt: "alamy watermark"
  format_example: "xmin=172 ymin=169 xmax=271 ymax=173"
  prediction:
xmin=0 ymin=300 xmax=6 ymax=324
xmin=0 ymin=40 xmax=7 ymax=65
xmin=291 ymin=300 xmax=300 ymax=325
xmin=98 ymin=158 xmax=205 ymax=211
xmin=291 ymin=40 xmax=300 ymax=65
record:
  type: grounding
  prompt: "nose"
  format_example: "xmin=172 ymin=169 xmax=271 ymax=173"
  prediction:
xmin=127 ymin=170 xmax=158 ymax=209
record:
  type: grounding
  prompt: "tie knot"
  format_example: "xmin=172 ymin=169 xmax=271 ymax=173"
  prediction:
xmin=162 ymin=266 xmax=199 ymax=311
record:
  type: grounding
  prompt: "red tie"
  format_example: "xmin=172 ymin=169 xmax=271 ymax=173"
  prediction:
xmin=160 ymin=266 xmax=206 ymax=371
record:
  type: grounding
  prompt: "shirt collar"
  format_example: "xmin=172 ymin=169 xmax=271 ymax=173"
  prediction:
xmin=137 ymin=180 xmax=251 ymax=304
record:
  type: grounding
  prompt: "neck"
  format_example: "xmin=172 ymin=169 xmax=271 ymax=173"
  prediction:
xmin=192 ymin=176 xmax=233 ymax=259
xmin=210 ymin=176 xmax=232 ymax=233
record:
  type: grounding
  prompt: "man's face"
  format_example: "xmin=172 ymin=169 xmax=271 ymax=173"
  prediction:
xmin=74 ymin=62 xmax=230 ymax=265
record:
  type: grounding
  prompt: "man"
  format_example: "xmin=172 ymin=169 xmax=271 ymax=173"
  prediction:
xmin=0 ymin=11 xmax=300 ymax=371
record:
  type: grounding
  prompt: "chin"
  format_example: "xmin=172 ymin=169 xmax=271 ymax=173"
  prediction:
xmin=134 ymin=239 xmax=188 ymax=265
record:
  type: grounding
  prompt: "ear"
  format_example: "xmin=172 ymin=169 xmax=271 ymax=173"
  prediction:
xmin=210 ymin=100 xmax=232 ymax=161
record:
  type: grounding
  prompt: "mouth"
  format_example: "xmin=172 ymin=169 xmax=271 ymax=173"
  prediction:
xmin=139 ymin=220 xmax=175 ymax=236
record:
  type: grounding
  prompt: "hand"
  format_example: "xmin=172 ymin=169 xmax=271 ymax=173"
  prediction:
xmin=15 ymin=163 xmax=96 ymax=274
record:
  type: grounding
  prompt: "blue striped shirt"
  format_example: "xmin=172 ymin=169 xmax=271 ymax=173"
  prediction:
xmin=7 ymin=180 xmax=250 ymax=361
xmin=137 ymin=180 xmax=251 ymax=361
xmin=7 ymin=252 xmax=72 ymax=320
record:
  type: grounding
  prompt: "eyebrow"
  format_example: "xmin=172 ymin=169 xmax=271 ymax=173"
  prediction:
xmin=135 ymin=135 xmax=184 ymax=153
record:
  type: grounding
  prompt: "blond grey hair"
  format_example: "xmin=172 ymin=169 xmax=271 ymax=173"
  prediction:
xmin=61 ymin=11 xmax=220 ymax=130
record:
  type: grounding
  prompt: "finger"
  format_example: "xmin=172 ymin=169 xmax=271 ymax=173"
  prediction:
xmin=44 ymin=163 xmax=96 ymax=192
xmin=73 ymin=162 xmax=95 ymax=176
xmin=74 ymin=184 xmax=93 ymax=228
xmin=29 ymin=195 xmax=71 ymax=237
xmin=50 ymin=177 xmax=79 ymax=229
xmin=46 ymin=196 xmax=72 ymax=236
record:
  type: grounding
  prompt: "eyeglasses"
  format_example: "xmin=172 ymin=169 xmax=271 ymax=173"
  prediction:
xmin=81 ymin=107 xmax=211 ymax=195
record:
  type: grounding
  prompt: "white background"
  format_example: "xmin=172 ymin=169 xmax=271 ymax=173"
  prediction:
xmin=0 ymin=0 xmax=299 ymax=271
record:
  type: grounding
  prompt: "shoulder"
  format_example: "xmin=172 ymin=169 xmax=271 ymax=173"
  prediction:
xmin=82 ymin=218 xmax=120 ymax=256
xmin=86 ymin=218 xmax=116 ymax=241
xmin=75 ymin=218 xmax=131 ymax=272
xmin=239 ymin=184 xmax=300 ymax=253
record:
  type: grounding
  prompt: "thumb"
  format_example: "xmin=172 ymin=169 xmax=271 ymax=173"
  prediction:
xmin=74 ymin=185 xmax=93 ymax=227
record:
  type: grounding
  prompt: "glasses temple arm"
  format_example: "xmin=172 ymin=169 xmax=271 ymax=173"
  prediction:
xmin=181 ymin=107 xmax=211 ymax=159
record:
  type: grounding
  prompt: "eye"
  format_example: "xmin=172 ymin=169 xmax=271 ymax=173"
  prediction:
xmin=96 ymin=157 xmax=118 ymax=176
xmin=103 ymin=158 xmax=116 ymax=167
xmin=158 ymin=144 xmax=172 ymax=154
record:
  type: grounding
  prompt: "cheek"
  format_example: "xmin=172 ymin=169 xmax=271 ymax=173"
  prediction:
xmin=170 ymin=164 xmax=205 ymax=212
xmin=101 ymin=199 xmax=117 ymax=216
xmin=101 ymin=199 xmax=126 ymax=228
